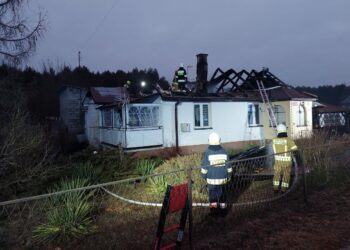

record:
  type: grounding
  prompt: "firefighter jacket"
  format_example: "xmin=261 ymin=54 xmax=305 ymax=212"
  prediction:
xmin=201 ymin=145 xmax=232 ymax=185
xmin=272 ymin=136 xmax=298 ymax=162
xmin=175 ymin=67 xmax=187 ymax=83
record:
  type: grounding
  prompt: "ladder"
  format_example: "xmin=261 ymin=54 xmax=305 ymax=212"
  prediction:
xmin=256 ymin=79 xmax=278 ymax=135
xmin=154 ymin=183 xmax=189 ymax=250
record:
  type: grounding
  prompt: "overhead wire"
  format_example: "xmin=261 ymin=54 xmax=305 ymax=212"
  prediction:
xmin=80 ymin=0 xmax=122 ymax=50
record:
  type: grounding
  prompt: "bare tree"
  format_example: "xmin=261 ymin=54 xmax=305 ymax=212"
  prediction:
xmin=0 ymin=0 xmax=45 ymax=64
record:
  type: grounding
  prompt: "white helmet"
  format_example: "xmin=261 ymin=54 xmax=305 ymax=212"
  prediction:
xmin=208 ymin=132 xmax=221 ymax=145
xmin=277 ymin=124 xmax=287 ymax=134
xmin=180 ymin=63 xmax=184 ymax=68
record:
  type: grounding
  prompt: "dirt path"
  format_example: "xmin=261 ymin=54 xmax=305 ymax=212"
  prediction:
xmin=193 ymin=188 xmax=350 ymax=249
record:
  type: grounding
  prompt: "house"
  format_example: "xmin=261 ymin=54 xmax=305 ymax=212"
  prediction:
xmin=96 ymin=92 xmax=262 ymax=153
xmin=313 ymin=102 xmax=350 ymax=134
xmin=83 ymin=54 xmax=317 ymax=153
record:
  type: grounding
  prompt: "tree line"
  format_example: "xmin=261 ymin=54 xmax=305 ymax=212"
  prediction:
xmin=0 ymin=64 xmax=170 ymax=121
xmin=296 ymin=84 xmax=350 ymax=105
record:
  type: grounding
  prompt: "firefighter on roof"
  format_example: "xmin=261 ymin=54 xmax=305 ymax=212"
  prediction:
xmin=173 ymin=63 xmax=187 ymax=91
xmin=201 ymin=132 xmax=232 ymax=213
xmin=272 ymin=124 xmax=298 ymax=193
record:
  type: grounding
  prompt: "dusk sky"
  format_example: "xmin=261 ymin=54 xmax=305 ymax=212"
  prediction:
xmin=28 ymin=0 xmax=350 ymax=86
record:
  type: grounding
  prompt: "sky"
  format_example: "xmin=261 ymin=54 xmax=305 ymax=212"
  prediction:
xmin=27 ymin=0 xmax=350 ymax=86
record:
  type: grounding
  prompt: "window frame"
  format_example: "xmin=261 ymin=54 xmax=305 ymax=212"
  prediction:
xmin=194 ymin=103 xmax=211 ymax=129
xmin=101 ymin=108 xmax=113 ymax=128
xmin=127 ymin=104 xmax=161 ymax=128
xmin=247 ymin=103 xmax=261 ymax=127
xmin=274 ymin=105 xmax=286 ymax=126
xmin=297 ymin=105 xmax=307 ymax=127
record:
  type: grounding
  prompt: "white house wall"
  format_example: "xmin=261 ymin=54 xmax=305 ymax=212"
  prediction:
xmin=84 ymin=97 xmax=100 ymax=147
xmin=161 ymin=101 xmax=176 ymax=147
xmin=290 ymin=100 xmax=313 ymax=138
xmin=162 ymin=101 xmax=262 ymax=147
xmin=100 ymin=128 xmax=126 ymax=147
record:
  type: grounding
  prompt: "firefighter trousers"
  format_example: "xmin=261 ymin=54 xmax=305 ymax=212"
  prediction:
xmin=208 ymin=184 xmax=227 ymax=204
xmin=273 ymin=160 xmax=292 ymax=192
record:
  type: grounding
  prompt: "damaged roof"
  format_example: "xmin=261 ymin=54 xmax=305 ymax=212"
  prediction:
xmin=88 ymin=87 xmax=129 ymax=104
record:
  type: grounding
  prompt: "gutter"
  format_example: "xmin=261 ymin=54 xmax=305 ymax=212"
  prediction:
xmin=175 ymin=100 xmax=180 ymax=153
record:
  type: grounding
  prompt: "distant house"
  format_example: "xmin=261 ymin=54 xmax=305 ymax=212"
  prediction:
xmin=313 ymin=102 xmax=350 ymax=134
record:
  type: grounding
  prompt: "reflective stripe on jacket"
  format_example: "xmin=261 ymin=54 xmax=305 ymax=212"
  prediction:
xmin=201 ymin=145 xmax=231 ymax=185
xmin=272 ymin=137 xmax=297 ymax=162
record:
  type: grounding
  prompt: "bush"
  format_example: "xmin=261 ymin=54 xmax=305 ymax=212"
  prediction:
xmin=33 ymin=178 xmax=97 ymax=244
xmin=68 ymin=147 xmax=131 ymax=182
xmin=71 ymin=161 xmax=99 ymax=183
xmin=135 ymin=158 xmax=162 ymax=176
xmin=150 ymin=154 xmax=207 ymax=200
xmin=148 ymin=175 xmax=168 ymax=195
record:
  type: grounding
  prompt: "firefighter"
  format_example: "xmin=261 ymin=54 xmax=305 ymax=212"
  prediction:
xmin=272 ymin=124 xmax=298 ymax=193
xmin=201 ymin=132 xmax=232 ymax=213
xmin=174 ymin=63 xmax=187 ymax=91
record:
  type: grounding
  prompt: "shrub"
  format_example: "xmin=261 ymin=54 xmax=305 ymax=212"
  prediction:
xmin=33 ymin=178 xmax=97 ymax=244
xmin=150 ymin=154 xmax=207 ymax=200
xmin=135 ymin=158 xmax=162 ymax=176
xmin=71 ymin=162 xmax=99 ymax=183
xmin=148 ymin=175 xmax=168 ymax=195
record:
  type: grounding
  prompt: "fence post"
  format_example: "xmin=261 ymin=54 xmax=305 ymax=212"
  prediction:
xmin=187 ymin=166 xmax=193 ymax=249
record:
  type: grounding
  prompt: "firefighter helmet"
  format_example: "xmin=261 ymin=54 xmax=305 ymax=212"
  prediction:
xmin=180 ymin=63 xmax=184 ymax=68
xmin=277 ymin=124 xmax=287 ymax=134
xmin=208 ymin=132 xmax=221 ymax=145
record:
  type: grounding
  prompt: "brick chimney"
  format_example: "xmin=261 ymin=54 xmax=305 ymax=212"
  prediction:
xmin=196 ymin=53 xmax=208 ymax=94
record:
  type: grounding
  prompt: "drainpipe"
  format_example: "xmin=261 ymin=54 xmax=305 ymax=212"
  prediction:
xmin=175 ymin=100 xmax=180 ymax=153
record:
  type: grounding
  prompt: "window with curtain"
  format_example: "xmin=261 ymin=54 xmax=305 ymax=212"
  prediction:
xmin=102 ymin=109 xmax=113 ymax=127
xmin=128 ymin=105 xmax=160 ymax=127
xmin=113 ymin=108 xmax=123 ymax=128
xmin=273 ymin=105 xmax=286 ymax=126
xmin=248 ymin=104 xmax=260 ymax=126
xmin=297 ymin=105 xmax=306 ymax=126
xmin=194 ymin=104 xmax=211 ymax=128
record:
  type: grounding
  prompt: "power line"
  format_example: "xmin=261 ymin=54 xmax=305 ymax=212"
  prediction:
xmin=81 ymin=0 xmax=122 ymax=50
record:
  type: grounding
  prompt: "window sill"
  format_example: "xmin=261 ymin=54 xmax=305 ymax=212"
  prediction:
xmin=248 ymin=124 xmax=263 ymax=128
xmin=194 ymin=127 xmax=213 ymax=130
xmin=296 ymin=125 xmax=307 ymax=127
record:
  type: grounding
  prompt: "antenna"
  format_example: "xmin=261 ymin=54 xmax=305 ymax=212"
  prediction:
xmin=78 ymin=51 xmax=81 ymax=68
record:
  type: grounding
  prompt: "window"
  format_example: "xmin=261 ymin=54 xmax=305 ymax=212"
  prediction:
xmin=102 ymin=109 xmax=113 ymax=127
xmin=248 ymin=104 xmax=260 ymax=126
xmin=194 ymin=104 xmax=211 ymax=128
xmin=297 ymin=105 xmax=306 ymax=126
xmin=128 ymin=105 xmax=160 ymax=128
xmin=273 ymin=105 xmax=286 ymax=126
xmin=113 ymin=108 xmax=123 ymax=128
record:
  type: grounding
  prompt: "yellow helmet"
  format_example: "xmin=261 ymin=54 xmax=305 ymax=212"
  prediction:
xmin=208 ymin=132 xmax=220 ymax=145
